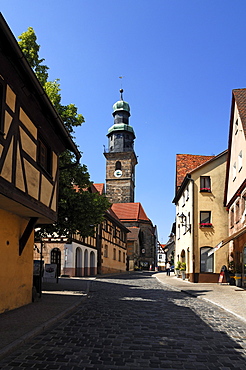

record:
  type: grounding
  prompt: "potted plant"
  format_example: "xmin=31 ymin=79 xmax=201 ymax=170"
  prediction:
xmin=228 ymin=261 xmax=235 ymax=285
xmin=175 ymin=261 xmax=181 ymax=277
xmin=235 ymin=263 xmax=242 ymax=287
xmin=180 ymin=262 xmax=186 ymax=280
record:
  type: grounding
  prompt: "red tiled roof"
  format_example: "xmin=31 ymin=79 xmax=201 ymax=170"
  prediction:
xmin=93 ymin=183 xmax=105 ymax=195
xmin=106 ymin=206 xmax=122 ymax=223
xmin=232 ymin=89 xmax=246 ymax=137
xmin=111 ymin=202 xmax=150 ymax=222
xmin=127 ymin=227 xmax=140 ymax=241
xmin=74 ymin=183 xmax=105 ymax=195
xmin=176 ymin=154 xmax=215 ymax=190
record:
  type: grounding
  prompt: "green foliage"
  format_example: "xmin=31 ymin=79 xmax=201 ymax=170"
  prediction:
xmin=43 ymin=80 xmax=84 ymax=136
xmin=176 ymin=261 xmax=181 ymax=270
xmin=18 ymin=27 xmax=49 ymax=86
xmin=18 ymin=27 xmax=110 ymax=237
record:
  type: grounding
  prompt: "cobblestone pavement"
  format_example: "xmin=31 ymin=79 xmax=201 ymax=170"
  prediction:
xmin=1 ymin=272 xmax=246 ymax=369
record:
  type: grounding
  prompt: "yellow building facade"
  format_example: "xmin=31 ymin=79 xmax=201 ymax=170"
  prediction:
xmin=0 ymin=14 xmax=79 ymax=313
xmin=174 ymin=151 xmax=228 ymax=283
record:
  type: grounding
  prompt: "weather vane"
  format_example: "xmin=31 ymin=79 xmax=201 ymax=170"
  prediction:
xmin=119 ymin=76 xmax=125 ymax=100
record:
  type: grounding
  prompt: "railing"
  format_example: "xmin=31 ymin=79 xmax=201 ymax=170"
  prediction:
xmin=104 ymin=147 xmax=134 ymax=153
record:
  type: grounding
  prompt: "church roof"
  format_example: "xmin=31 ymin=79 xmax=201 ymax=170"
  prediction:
xmin=111 ymin=202 xmax=150 ymax=222
xmin=107 ymin=123 xmax=135 ymax=136
xmin=127 ymin=227 xmax=140 ymax=241
xmin=92 ymin=183 xmax=105 ymax=195
xmin=113 ymin=99 xmax=130 ymax=113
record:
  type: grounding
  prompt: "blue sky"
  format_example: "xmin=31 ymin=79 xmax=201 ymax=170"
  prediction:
xmin=1 ymin=0 xmax=246 ymax=243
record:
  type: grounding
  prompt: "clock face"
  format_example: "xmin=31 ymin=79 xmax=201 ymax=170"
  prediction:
xmin=114 ymin=169 xmax=122 ymax=178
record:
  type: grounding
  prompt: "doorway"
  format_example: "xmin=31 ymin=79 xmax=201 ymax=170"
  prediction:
xmin=50 ymin=248 xmax=61 ymax=276
xmin=75 ymin=247 xmax=83 ymax=276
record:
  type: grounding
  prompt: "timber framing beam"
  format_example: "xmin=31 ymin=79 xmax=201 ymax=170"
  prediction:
xmin=19 ymin=217 xmax=38 ymax=256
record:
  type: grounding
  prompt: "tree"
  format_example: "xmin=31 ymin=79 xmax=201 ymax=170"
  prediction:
xmin=18 ymin=28 xmax=110 ymax=237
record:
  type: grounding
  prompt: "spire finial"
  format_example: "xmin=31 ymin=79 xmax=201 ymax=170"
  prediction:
xmin=119 ymin=88 xmax=124 ymax=101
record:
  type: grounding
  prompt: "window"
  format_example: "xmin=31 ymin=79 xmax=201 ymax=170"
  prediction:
xmin=200 ymin=247 xmax=214 ymax=272
xmin=230 ymin=207 xmax=234 ymax=228
xmin=119 ymin=250 xmax=121 ymax=262
xmin=115 ymin=161 xmax=121 ymax=170
xmin=238 ymin=151 xmax=243 ymax=172
xmin=123 ymin=252 xmax=125 ymax=263
xmin=178 ymin=224 xmax=180 ymax=239
xmin=236 ymin=201 xmax=240 ymax=223
xmin=235 ymin=119 xmax=238 ymax=135
xmin=200 ymin=211 xmax=212 ymax=227
xmin=186 ymin=186 xmax=189 ymax=200
xmin=113 ymin=248 xmax=116 ymax=260
xmin=104 ymin=245 xmax=108 ymax=258
xmin=38 ymin=137 xmax=52 ymax=175
xmin=233 ymin=162 xmax=236 ymax=181
xmin=242 ymin=195 xmax=246 ymax=217
xmin=200 ymin=176 xmax=211 ymax=192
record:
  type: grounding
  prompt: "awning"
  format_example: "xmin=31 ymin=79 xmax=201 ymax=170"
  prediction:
xmin=208 ymin=241 xmax=222 ymax=256
xmin=208 ymin=226 xmax=246 ymax=256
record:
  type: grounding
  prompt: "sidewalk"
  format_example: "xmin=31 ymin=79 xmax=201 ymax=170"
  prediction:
xmin=154 ymin=271 xmax=246 ymax=322
xmin=0 ymin=277 xmax=94 ymax=360
xmin=1 ymin=273 xmax=246 ymax=361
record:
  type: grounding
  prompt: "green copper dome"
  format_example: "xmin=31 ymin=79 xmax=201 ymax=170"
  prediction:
xmin=107 ymin=123 xmax=135 ymax=136
xmin=113 ymin=100 xmax=130 ymax=113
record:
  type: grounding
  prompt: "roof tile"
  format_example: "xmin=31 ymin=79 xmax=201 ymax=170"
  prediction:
xmin=176 ymin=154 xmax=215 ymax=190
xmin=111 ymin=202 xmax=150 ymax=222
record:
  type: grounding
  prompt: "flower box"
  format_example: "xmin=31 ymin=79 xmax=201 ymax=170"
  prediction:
xmin=200 ymin=188 xmax=211 ymax=192
xmin=200 ymin=223 xmax=213 ymax=228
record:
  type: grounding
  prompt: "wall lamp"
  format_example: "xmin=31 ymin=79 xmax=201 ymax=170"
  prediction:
xmin=178 ymin=213 xmax=191 ymax=232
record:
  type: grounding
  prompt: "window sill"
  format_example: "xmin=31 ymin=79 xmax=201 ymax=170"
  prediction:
xmin=200 ymin=188 xmax=211 ymax=193
xmin=199 ymin=223 xmax=213 ymax=228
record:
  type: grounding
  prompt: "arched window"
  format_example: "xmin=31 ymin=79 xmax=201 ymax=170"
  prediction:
xmin=200 ymin=247 xmax=214 ymax=273
xmin=115 ymin=161 xmax=121 ymax=170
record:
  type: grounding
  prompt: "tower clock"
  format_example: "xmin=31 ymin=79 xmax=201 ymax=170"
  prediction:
xmin=104 ymin=90 xmax=138 ymax=204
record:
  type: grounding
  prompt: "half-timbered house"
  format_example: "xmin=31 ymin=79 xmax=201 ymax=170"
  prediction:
xmin=0 ymin=14 xmax=80 ymax=313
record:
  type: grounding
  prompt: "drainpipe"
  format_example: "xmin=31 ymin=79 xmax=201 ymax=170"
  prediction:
xmin=189 ymin=176 xmax=195 ymax=283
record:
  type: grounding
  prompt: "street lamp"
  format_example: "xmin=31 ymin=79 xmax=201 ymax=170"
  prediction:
xmin=178 ymin=213 xmax=191 ymax=232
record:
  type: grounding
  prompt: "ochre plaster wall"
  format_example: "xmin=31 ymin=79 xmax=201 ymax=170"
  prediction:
xmin=0 ymin=209 xmax=33 ymax=313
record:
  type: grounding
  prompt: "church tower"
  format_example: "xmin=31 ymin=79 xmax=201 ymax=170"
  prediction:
xmin=104 ymin=89 xmax=138 ymax=203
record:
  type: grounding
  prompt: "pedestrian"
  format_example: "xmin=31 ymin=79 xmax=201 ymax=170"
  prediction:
xmin=166 ymin=261 xmax=171 ymax=276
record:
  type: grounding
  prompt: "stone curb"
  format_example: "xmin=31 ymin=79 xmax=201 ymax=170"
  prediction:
xmin=0 ymin=294 xmax=88 ymax=361
xmin=154 ymin=275 xmax=246 ymax=324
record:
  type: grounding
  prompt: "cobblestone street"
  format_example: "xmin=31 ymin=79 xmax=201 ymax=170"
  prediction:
xmin=1 ymin=272 xmax=246 ymax=369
